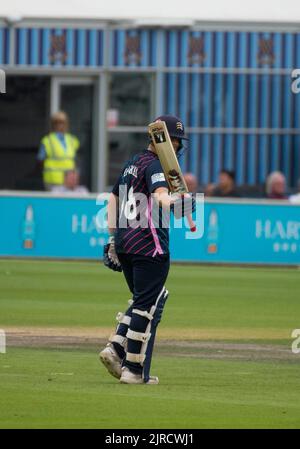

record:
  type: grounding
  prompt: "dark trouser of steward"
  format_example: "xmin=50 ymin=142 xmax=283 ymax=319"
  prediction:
xmin=110 ymin=253 xmax=170 ymax=383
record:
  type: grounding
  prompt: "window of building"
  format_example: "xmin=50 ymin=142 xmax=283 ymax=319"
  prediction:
xmin=107 ymin=73 xmax=154 ymax=186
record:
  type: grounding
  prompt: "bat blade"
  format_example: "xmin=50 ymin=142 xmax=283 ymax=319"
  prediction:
xmin=148 ymin=121 xmax=188 ymax=194
xmin=148 ymin=120 xmax=196 ymax=232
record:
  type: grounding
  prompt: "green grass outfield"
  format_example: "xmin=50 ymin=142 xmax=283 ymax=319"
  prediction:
xmin=0 ymin=259 xmax=300 ymax=428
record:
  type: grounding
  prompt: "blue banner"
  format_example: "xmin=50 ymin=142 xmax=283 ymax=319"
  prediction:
xmin=171 ymin=201 xmax=300 ymax=265
xmin=1 ymin=194 xmax=300 ymax=265
xmin=0 ymin=194 xmax=107 ymax=259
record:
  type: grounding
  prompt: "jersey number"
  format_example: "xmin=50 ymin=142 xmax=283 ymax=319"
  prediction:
xmin=121 ymin=186 xmax=137 ymax=220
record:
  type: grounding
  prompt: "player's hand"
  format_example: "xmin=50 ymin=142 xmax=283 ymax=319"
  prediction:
xmin=103 ymin=236 xmax=122 ymax=272
xmin=171 ymin=193 xmax=196 ymax=219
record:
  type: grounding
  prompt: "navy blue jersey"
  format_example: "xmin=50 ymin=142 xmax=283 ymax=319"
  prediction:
xmin=112 ymin=149 xmax=170 ymax=257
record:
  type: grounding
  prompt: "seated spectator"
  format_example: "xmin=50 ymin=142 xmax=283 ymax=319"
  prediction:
xmin=265 ymin=171 xmax=288 ymax=200
xmin=209 ymin=169 xmax=240 ymax=198
xmin=204 ymin=182 xmax=216 ymax=197
xmin=289 ymin=178 xmax=300 ymax=203
xmin=51 ymin=169 xmax=89 ymax=195
xmin=183 ymin=172 xmax=198 ymax=193
xmin=235 ymin=184 xmax=265 ymax=198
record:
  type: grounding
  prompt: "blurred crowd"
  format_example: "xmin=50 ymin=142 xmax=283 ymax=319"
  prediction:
xmin=36 ymin=111 xmax=299 ymax=202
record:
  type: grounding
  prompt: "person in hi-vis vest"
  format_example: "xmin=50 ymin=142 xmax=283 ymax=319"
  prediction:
xmin=37 ymin=111 xmax=80 ymax=191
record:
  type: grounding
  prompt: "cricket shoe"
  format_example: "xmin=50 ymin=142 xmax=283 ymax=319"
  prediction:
xmin=99 ymin=344 xmax=122 ymax=379
xmin=120 ymin=367 xmax=159 ymax=385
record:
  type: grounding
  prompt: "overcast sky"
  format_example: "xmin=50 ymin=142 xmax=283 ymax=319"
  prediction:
xmin=0 ymin=0 xmax=300 ymax=23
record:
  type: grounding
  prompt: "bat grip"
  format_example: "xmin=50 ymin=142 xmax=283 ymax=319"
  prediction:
xmin=187 ymin=214 xmax=196 ymax=232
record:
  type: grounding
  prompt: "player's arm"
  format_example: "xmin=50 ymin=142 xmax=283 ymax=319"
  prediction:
xmin=145 ymin=161 xmax=195 ymax=216
xmin=146 ymin=168 xmax=190 ymax=213
xmin=153 ymin=187 xmax=195 ymax=218
xmin=153 ymin=187 xmax=173 ymax=209
xmin=103 ymin=191 xmax=122 ymax=272
xmin=145 ymin=161 xmax=172 ymax=208
xmin=107 ymin=192 xmax=118 ymax=235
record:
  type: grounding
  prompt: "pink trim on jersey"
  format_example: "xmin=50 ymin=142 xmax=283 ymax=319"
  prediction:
xmin=144 ymin=248 xmax=155 ymax=257
xmin=124 ymin=230 xmax=152 ymax=251
xmin=126 ymin=233 xmax=152 ymax=253
xmin=123 ymin=229 xmax=143 ymax=249
xmin=148 ymin=197 xmax=163 ymax=257
xmin=124 ymin=226 xmax=137 ymax=239
xmin=134 ymin=240 xmax=153 ymax=254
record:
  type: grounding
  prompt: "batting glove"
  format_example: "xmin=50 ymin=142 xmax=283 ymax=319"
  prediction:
xmin=103 ymin=236 xmax=122 ymax=272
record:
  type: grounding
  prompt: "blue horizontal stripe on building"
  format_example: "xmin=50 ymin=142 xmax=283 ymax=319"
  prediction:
xmin=10 ymin=28 xmax=299 ymax=69
xmin=163 ymin=31 xmax=299 ymax=69
xmin=14 ymin=28 xmax=103 ymax=66
xmin=110 ymin=29 xmax=156 ymax=66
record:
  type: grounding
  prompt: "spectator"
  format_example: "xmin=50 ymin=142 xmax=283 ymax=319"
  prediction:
xmin=289 ymin=178 xmax=300 ymax=204
xmin=51 ymin=169 xmax=89 ymax=195
xmin=204 ymin=183 xmax=216 ymax=197
xmin=183 ymin=172 xmax=198 ymax=193
xmin=209 ymin=169 xmax=240 ymax=198
xmin=37 ymin=111 xmax=80 ymax=191
xmin=265 ymin=171 xmax=288 ymax=200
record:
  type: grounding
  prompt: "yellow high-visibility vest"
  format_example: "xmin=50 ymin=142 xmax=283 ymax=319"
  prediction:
xmin=41 ymin=133 xmax=80 ymax=185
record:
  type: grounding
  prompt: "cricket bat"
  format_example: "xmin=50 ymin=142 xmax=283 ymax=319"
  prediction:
xmin=148 ymin=120 xmax=196 ymax=232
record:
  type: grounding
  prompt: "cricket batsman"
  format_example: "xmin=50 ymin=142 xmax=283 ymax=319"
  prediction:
xmin=99 ymin=115 xmax=194 ymax=384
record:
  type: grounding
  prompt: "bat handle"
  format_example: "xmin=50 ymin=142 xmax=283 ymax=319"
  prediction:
xmin=187 ymin=214 xmax=196 ymax=232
